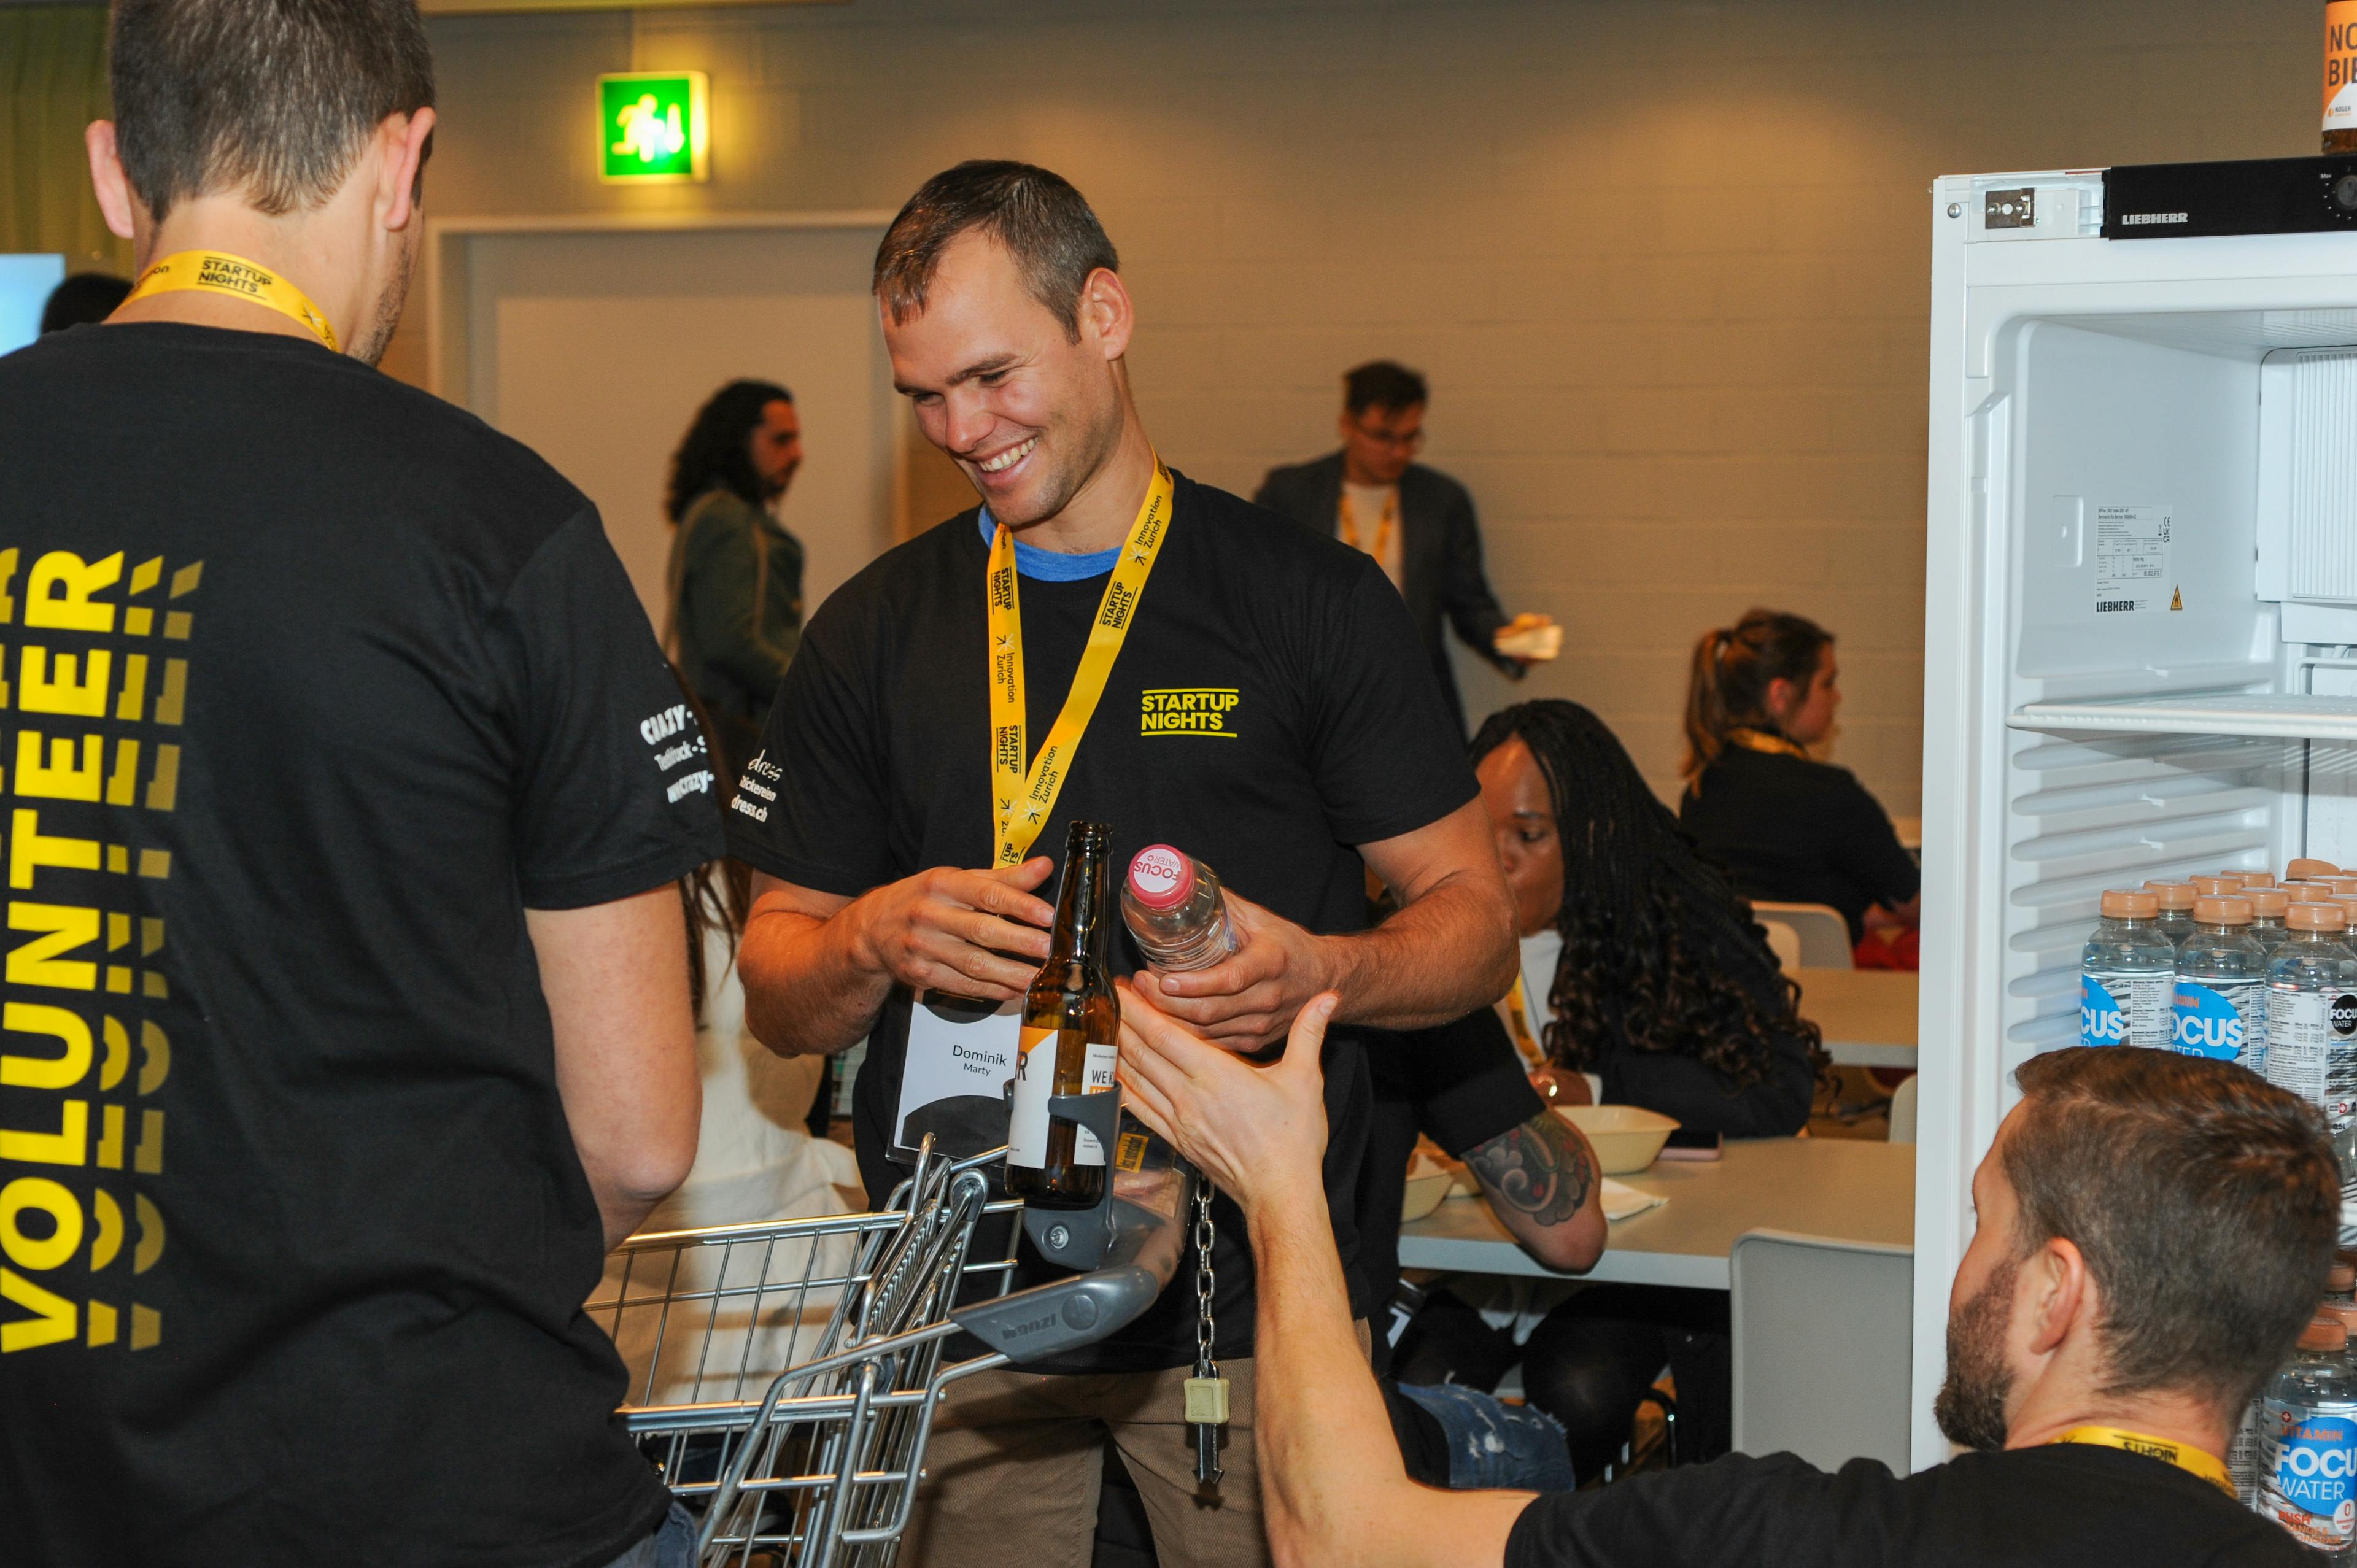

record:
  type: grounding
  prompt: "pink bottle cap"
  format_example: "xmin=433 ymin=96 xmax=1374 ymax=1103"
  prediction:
xmin=1128 ymin=844 xmax=1195 ymax=910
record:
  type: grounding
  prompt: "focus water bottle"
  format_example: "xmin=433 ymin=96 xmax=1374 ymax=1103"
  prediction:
xmin=2261 ymin=1315 xmax=2357 ymax=1554
xmin=2080 ymin=889 xmax=2174 ymax=1050
xmin=1120 ymin=844 xmax=1241 ymax=974
xmin=2173 ymin=895 xmax=2267 ymax=1073
xmin=2267 ymin=901 xmax=2357 ymax=1114
xmin=2250 ymin=886 xmax=2294 ymax=957
xmin=2146 ymin=880 xmax=2199 ymax=948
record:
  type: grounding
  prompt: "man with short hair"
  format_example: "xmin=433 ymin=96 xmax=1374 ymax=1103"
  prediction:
xmin=1118 ymin=997 xmax=2329 ymax=1568
xmin=1255 ymin=361 xmax=1552 ymax=733
xmin=0 ymin=3 xmax=721 ymax=1564
xmin=730 ymin=161 xmax=1516 ymax=1568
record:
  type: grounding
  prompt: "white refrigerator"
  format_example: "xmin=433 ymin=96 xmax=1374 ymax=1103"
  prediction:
xmin=1919 ymin=156 xmax=2357 ymax=1467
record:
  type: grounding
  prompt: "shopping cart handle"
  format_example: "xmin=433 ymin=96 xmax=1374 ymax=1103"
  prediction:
xmin=950 ymin=1188 xmax=1190 ymax=1363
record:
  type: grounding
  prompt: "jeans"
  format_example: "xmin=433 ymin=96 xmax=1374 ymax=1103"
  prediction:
xmin=602 ymin=1501 xmax=697 ymax=1568
xmin=1391 ymin=1380 xmax=1577 ymax=1492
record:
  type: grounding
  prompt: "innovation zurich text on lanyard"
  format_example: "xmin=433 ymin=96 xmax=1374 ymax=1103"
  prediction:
xmin=122 ymin=250 xmax=340 ymax=352
xmin=2051 ymin=1426 xmax=2235 ymax=1498
xmin=986 ymin=459 xmax=1174 ymax=866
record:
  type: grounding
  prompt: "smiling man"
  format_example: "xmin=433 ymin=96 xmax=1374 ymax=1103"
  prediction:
xmin=727 ymin=161 xmax=1515 ymax=1568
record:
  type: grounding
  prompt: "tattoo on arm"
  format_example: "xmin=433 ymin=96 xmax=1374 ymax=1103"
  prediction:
xmin=1463 ymin=1111 xmax=1596 ymax=1225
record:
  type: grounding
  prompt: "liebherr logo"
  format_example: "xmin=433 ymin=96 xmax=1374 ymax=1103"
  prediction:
xmin=2119 ymin=212 xmax=2188 ymax=226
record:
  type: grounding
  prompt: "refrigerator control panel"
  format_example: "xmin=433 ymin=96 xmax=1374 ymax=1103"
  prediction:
xmin=2105 ymin=154 xmax=2357 ymax=239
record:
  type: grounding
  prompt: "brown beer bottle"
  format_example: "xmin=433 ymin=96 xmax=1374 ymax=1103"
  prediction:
xmin=1007 ymin=820 xmax=1118 ymax=1208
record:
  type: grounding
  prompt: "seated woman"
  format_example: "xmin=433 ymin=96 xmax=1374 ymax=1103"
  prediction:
xmin=1468 ymin=698 xmax=1822 ymax=1477
xmin=1676 ymin=608 xmax=1920 ymax=968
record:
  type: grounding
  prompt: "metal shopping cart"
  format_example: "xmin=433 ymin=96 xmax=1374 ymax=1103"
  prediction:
xmin=591 ymin=1120 xmax=1188 ymax=1568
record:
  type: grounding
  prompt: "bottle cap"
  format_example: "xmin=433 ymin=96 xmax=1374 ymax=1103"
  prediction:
xmin=2301 ymin=1316 xmax=2348 ymax=1352
xmin=2099 ymin=889 xmax=2159 ymax=920
xmin=2333 ymin=1262 xmax=2357 ymax=1292
xmin=2191 ymin=895 xmax=2251 ymax=925
xmin=1126 ymin=844 xmax=1196 ymax=911
xmin=2289 ymin=857 xmax=2342 ymax=879
xmin=2247 ymin=887 xmax=2290 ymax=917
xmin=2324 ymin=1302 xmax=2357 ymax=1338
xmin=2144 ymin=881 xmax=2197 ymax=910
xmin=2324 ymin=877 xmax=2357 ymax=895
xmin=2191 ymin=875 xmax=2242 ymax=897
xmin=2234 ymin=871 xmax=2279 ymax=889
xmin=2288 ymin=900 xmax=2349 ymax=932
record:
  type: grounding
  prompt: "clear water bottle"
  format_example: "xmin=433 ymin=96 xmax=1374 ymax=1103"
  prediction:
xmin=1120 ymin=844 xmax=1240 ymax=975
xmin=2261 ymin=1315 xmax=2357 ymax=1554
xmin=2145 ymin=880 xmax=2199 ymax=948
xmin=2268 ymin=901 xmax=2357 ymax=1115
xmin=2250 ymin=886 xmax=2293 ymax=957
xmin=2080 ymin=889 xmax=2175 ymax=1050
xmin=2173 ymin=895 xmax=2267 ymax=1073
xmin=2232 ymin=1391 xmax=2266 ymax=1507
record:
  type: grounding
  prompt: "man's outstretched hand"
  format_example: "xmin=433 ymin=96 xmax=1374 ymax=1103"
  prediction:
xmin=1115 ymin=979 xmax=1333 ymax=1218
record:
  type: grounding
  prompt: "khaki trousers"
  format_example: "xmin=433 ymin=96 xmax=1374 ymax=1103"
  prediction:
xmin=900 ymin=1324 xmax=1369 ymax=1568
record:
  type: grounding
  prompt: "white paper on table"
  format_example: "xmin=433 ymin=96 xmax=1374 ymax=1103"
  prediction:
xmin=1601 ymin=1178 xmax=1665 ymax=1222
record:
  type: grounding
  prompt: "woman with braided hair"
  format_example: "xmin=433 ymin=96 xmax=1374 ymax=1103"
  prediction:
xmin=1678 ymin=607 xmax=1919 ymax=963
xmin=1465 ymin=698 xmax=1821 ymax=1477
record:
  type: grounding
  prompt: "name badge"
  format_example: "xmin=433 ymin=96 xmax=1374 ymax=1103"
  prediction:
xmin=892 ymin=991 xmax=1021 ymax=1161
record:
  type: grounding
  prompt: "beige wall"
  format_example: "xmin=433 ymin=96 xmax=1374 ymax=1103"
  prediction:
xmin=393 ymin=0 xmax=2322 ymax=814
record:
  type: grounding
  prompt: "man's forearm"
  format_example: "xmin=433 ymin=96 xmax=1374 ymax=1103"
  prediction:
xmin=1250 ymin=1186 xmax=1530 ymax=1568
xmin=739 ymin=904 xmax=889 ymax=1057
xmin=1326 ymin=872 xmax=1515 ymax=1032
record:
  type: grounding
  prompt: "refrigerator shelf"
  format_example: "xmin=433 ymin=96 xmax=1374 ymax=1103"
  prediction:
xmin=2008 ymin=693 xmax=2357 ymax=741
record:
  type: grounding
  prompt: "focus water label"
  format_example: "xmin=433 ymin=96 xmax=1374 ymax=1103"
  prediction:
xmin=2267 ymin=1406 xmax=2357 ymax=1550
xmin=2173 ymin=980 xmax=2258 ymax=1064
xmin=2081 ymin=976 xmax=2129 ymax=1046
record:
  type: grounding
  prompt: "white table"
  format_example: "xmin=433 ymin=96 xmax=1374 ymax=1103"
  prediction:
xmin=1794 ymin=967 xmax=1917 ymax=1070
xmin=1396 ymin=1137 xmax=1914 ymax=1291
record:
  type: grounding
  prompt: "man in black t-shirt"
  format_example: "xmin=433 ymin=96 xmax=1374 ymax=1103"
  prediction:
xmin=0 ymin=6 xmax=723 ymax=1566
xmin=1120 ymin=1014 xmax=2334 ymax=1568
xmin=730 ymin=162 xmax=1515 ymax=1568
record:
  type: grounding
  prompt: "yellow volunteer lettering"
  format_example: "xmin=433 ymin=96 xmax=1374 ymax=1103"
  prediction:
xmin=15 ymin=732 xmax=103 ymax=801
xmin=986 ymin=462 xmax=1174 ymax=866
xmin=8 ymin=903 xmax=99 ymax=990
xmin=0 ymin=1178 xmax=82 ymax=1270
xmin=0 ymin=1267 xmax=75 ymax=1352
xmin=0 ymin=1099 xmax=87 ymax=1168
xmin=20 ymin=646 xmax=110 ymax=718
xmin=22 ymin=552 xmax=120 ymax=633
xmin=10 ymin=809 xmax=98 ymax=889
xmin=0 ymin=1003 xmax=90 ymax=1090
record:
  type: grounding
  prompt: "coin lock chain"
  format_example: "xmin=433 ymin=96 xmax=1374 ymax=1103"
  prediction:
xmin=1184 ymin=1175 xmax=1228 ymax=1487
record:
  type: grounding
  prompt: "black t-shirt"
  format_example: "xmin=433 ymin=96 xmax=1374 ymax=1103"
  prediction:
xmin=1679 ymin=746 xmax=1920 ymax=944
xmin=725 ymin=472 xmax=1476 ymax=1370
xmin=0 ymin=325 xmax=726 ymax=1568
xmin=1506 ymin=1445 xmax=2302 ymax=1568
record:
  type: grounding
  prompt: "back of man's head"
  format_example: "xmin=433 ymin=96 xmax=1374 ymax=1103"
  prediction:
xmin=110 ymin=0 xmax=435 ymax=223
xmin=2006 ymin=1048 xmax=2339 ymax=1414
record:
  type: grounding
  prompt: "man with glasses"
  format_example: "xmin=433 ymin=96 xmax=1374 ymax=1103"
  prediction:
xmin=1256 ymin=361 xmax=1552 ymax=733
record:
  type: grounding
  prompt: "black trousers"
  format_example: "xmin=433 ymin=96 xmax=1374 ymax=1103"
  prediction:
xmin=1518 ymin=1284 xmax=1731 ymax=1479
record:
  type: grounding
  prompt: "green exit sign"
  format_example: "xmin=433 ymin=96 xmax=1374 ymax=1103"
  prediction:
xmin=598 ymin=71 xmax=709 ymax=183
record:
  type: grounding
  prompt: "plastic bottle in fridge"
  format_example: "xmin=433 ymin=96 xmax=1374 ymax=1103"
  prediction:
xmin=1120 ymin=844 xmax=1241 ymax=975
xmin=2261 ymin=1315 xmax=2357 ymax=1554
xmin=2173 ymin=895 xmax=2267 ymax=1074
xmin=2080 ymin=889 xmax=2175 ymax=1050
xmin=2249 ymin=886 xmax=2293 ymax=957
xmin=2145 ymin=880 xmax=2199 ymax=948
xmin=2269 ymin=902 xmax=2357 ymax=1118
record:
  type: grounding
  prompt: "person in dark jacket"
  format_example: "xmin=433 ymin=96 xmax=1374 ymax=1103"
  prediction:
xmin=663 ymin=379 xmax=807 ymax=779
xmin=1468 ymin=698 xmax=1824 ymax=1477
xmin=1254 ymin=360 xmax=1553 ymax=733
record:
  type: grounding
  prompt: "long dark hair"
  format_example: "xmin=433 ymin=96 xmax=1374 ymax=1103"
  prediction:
xmin=1681 ymin=608 xmax=1833 ymax=784
xmin=665 ymin=379 xmax=793 ymax=524
xmin=1471 ymin=700 xmax=1824 ymax=1089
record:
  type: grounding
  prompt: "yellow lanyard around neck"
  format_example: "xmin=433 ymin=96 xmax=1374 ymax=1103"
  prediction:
xmin=2049 ymin=1426 xmax=2234 ymax=1498
xmin=1727 ymin=726 xmax=1809 ymax=760
xmin=1338 ymin=488 xmax=1397 ymax=567
xmin=1503 ymin=974 xmax=1547 ymax=1071
xmin=123 ymin=250 xmax=339 ymax=352
xmin=987 ymin=461 xmax=1175 ymax=867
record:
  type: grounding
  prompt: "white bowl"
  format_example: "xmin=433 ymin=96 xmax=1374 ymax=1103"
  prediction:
xmin=1401 ymin=1155 xmax=1454 ymax=1222
xmin=1552 ymin=1103 xmax=1681 ymax=1175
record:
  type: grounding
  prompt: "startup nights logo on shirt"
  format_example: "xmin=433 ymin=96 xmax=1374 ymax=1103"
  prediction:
xmin=1139 ymin=689 xmax=1239 ymax=738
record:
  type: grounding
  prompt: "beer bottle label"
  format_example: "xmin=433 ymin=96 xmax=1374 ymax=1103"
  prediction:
xmin=1075 ymin=1041 xmax=1118 ymax=1163
xmin=1007 ymin=1026 xmax=1115 ymax=1169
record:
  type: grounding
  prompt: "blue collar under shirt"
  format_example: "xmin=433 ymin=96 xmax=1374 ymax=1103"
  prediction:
xmin=977 ymin=511 xmax=1121 ymax=581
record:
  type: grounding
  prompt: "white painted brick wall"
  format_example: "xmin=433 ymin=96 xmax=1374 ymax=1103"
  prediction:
xmin=389 ymin=0 xmax=2323 ymax=814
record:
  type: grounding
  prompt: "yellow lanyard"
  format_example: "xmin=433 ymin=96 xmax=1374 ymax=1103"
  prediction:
xmin=1727 ymin=727 xmax=1809 ymax=760
xmin=1503 ymin=974 xmax=1547 ymax=1071
xmin=1337 ymin=489 xmax=1397 ymax=568
xmin=123 ymin=250 xmax=339 ymax=352
xmin=987 ymin=462 xmax=1175 ymax=867
xmin=2050 ymin=1426 xmax=2234 ymax=1499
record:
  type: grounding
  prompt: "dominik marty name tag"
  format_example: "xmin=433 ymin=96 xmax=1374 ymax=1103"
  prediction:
xmin=891 ymin=991 xmax=1020 ymax=1162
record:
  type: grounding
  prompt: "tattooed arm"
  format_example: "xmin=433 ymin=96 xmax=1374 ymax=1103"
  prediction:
xmin=1461 ymin=1109 xmax=1607 ymax=1273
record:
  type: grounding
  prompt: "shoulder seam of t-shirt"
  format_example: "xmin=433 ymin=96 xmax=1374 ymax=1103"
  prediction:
xmin=520 ymin=839 xmax=718 ymax=911
xmin=492 ymin=504 xmax=614 ymax=613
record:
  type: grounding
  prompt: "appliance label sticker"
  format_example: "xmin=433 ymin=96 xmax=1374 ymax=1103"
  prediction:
xmin=2093 ymin=503 xmax=2172 ymax=614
